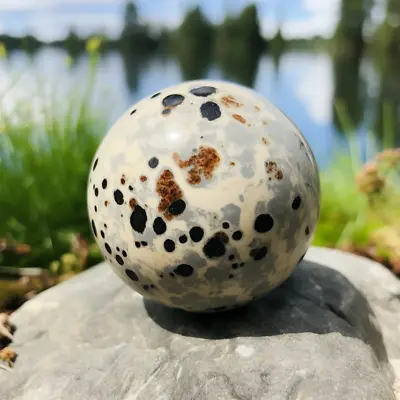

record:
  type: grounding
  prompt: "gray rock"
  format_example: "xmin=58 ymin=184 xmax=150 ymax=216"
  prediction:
xmin=1 ymin=247 xmax=399 ymax=400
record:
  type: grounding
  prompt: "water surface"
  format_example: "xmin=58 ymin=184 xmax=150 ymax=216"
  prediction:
xmin=0 ymin=48 xmax=390 ymax=170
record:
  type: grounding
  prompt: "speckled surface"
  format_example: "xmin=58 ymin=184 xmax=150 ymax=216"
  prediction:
xmin=87 ymin=80 xmax=320 ymax=312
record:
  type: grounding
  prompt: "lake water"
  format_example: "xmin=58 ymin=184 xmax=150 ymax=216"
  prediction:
xmin=0 ymin=47 xmax=390 ymax=170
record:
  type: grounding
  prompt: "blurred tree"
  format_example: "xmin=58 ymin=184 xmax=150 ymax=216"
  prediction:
xmin=235 ymin=4 xmax=265 ymax=50
xmin=64 ymin=28 xmax=84 ymax=56
xmin=332 ymin=0 xmax=372 ymax=131
xmin=122 ymin=1 xmax=139 ymax=37
xmin=374 ymin=63 xmax=400 ymax=145
xmin=269 ymin=27 xmax=285 ymax=72
xmin=333 ymin=0 xmax=373 ymax=58
xmin=172 ymin=6 xmax=214 ymax=80
xmin=119 ymin=0 xmax=158 ymax=54
xmin=332 ymin=55 xmax=365 ymax=131
xmin=215 ymin=4 xmax=266 ymax=87
xmin=121 ymin=52 xmax=147 ymax=93
xmin=0 ymin=34 xmax=42 ymax=52
xmin=374 ymin=0 xmax=400 ymax=56
xmin=0 ymin=35 xmax=19 ymax=51
xmin=269 ymin=27 xmax=285 ymax=55
xmin=372 ymin=0 xmax=400 ymax=145
xmin=19 ymin=34 xmax=41 ymax=54
xmin=119 ymin=1 xmax=146 ymax=90
xmin=157 ymin=28 xmax=170 ymax=53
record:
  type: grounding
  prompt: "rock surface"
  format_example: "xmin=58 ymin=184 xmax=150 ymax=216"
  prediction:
xmin=1 ymin=247 xmax=399 ymax=400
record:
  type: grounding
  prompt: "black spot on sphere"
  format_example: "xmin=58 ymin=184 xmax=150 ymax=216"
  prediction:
xmin=250 ymin=247 xmax=268 ymax=261
xmin=232 ymin=263 xmax=238 ymax=269
xmin=148 ymin=157 xmax=159 ymax=169
xmin=200 ymin=101 xmax=221 ymax=121
xmin=143 ymin=285 xmax=150 ymax=291
xmin=153 ymin=217 xmax=167 ymax=235
xmin=189 ymin=226 xmax=204 ymax=242
xmin=94 ymin=188 xmax=99 ymax=197
xmin=135 ymin=241 xmax=141 ymax=248
xmin=228 ymin=254 xmax=235 ymax=261
xmin=190 ymin=86 xmax=217 ymax=97
xmin=254 ymin=214 xmax=274 ymax=233
xmin=92 ymin=158 xmax=98 ymax=171
xmin=292 ymin=195 xmax=302 ymax=210
xmin=162 ymin=94 xmax=185 ymax=107
xmin=202 ymin=232 xmax=228 ymax=259
xmin=216 ymin=231 xmax=229 ymax=244
xmin=130 ymin=109 xmax=137 ymax=115
xmin=151 ymin=92 xmax=161 ymax=99
xmin=129 ymin=185 xmax=133 ymax=191
xmin=94 ymin=206 xmax=97 ymax=212
xmin=141 ymin=241 xmax=148 ymax=246
xmin=91 ymin=220 xmax=97 ymax=237
xmin=210 ymin=306 xmax=227 ymax=312
xmin=168 ymin=199 xmax=186 ymax=216
xmin=179 ymin=234 xmax=188 ymax=244
xmin=105 ymin=243 xmax=112 ymax=254
xmin=116 ymin=255 xmax=124 ymax=265
xmin=114 ymin=189 xmax=124 ymax=205
xmin=164 ymin=239 xmax=175 ymax=252
xmin=102 ymin=179 xmax=107 ymax=189
xmin=174 ymin=264 xmax=194 ymax=277
xmin=116 ymin=247 xmax=120 ymax=252
xmin=122 ymin=250 xmax=127 ymax=257
xmin=305 ymin=226 xmax=310 ymax=235
xmin=125 ymin=269 xmax=139 ymax=281
xmin=232 ymin=230 xmax=243 ymax=241
xmin=130 ymin=205 xmax=147 ymax=234
xmin=100 ymin=230 xmax=105 ymax=238
xmin=162 ymin=109 xmax=171 ymax=116
xmin=222 ymin=222 xmax=230 ymax=229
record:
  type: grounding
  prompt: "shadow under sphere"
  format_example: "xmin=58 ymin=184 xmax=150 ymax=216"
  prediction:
xmin=144 ymin=259 xmax=388 ymax=365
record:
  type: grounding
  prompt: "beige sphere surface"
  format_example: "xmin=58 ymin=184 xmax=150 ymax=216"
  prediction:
xmin=87 ymin=80 xmax=320 ymax=312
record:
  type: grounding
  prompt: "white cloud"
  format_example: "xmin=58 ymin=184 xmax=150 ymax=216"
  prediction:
xmin=25 ymin=11 xmax=122 ymax=41
xmin=138 ymin=1 xmax=184 ymax=30
xmin=0 ymin=0 xmax=123 ymax=11
xmin=262 ymin=0 xmax=340 ymax=39
xmin=261 ymin=16 xmax=278 ymax=37
xmin=262 ymin=16 xmax=338 ymax=39
xmin=302 ymin=0 xmax=340 ymax=14
xmin=283 ymin=15 xmax=337 ymax=39
xmin=0 ymin=0 xmax=47 ymax=10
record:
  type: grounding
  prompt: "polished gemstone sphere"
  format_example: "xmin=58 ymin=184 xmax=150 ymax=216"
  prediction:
xmin=87 ymin=80 xmax=320 ymax=312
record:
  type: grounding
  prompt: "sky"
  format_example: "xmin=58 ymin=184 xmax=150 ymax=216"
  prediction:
xmin=0 ymin=0 xmax=387 ymax=42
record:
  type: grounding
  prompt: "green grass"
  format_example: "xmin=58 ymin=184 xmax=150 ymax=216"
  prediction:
xmin=0 ymin=51 xmax=106 ymax=269
xmin=314 ymin=99 xmax=399 ymax=251
xmin=314 ymin=154 xmax=374 ymax=248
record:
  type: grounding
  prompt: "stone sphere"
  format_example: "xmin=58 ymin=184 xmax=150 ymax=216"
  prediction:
xmin=87 ymin=80 xmax=320 ymax=312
